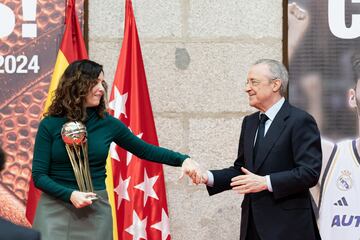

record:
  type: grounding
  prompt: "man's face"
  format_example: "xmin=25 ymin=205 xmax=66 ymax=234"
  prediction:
xmin=245 ymin=63 xmax=279 ymax=111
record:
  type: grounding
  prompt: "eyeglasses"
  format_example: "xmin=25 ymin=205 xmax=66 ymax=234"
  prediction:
xmin=245 ymin=79 xmax=262 ymax=87
xmin=245 ymin=77 xmax=278 ymax=87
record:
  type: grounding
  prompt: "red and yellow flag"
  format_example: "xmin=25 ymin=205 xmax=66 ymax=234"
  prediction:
xmin=25 ymin=0 xmax=88 ymax=223
xmin=108 ymin=1 xmax=172 ymax=239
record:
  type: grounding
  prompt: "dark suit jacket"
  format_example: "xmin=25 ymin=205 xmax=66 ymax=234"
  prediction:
xmin=207 ymin=101 xmax=322 ymax=240
xmin=0 ymin=217 xmax=41 ymax=240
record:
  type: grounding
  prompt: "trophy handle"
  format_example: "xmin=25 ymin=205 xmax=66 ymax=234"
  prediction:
xmin=65 ymin=145 xmax=85 ymax=192
xmin=73 ymin=144 xmax=87 ymax=192
xmin=81 ymin=142 xmax=94 ymax=192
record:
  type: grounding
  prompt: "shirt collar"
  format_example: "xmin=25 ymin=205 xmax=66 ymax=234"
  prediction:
xmin=261 ymin=97 xmax=285 ymax=121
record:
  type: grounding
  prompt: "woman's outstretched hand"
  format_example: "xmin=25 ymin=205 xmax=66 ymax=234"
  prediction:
xmin=179 ymin=158 xmax=204 ymax=185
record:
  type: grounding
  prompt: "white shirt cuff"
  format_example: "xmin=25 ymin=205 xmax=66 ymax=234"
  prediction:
xmin=265 ymin=175 xmax=273 ymax=192
xmin=206 ymin=171 xmax=214 ymax=187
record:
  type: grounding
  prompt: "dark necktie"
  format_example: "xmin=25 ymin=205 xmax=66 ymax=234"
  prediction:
xmin=253 ymin=113 xmax=269 ymax=162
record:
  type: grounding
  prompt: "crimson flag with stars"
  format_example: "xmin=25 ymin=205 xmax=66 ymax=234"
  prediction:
xmin=108 ymin=1 xmax=171 ymax=239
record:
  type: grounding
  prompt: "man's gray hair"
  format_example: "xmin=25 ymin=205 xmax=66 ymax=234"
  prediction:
xmin=253 ymin=59 xmax=288 ymax=96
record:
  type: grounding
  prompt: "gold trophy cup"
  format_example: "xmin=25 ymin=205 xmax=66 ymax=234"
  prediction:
xmin=61 ymin=121 xmax=97 ymax=200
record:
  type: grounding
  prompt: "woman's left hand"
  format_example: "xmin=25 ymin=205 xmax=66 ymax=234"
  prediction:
xmin=70 ymin=191 xmax=97 ymax=208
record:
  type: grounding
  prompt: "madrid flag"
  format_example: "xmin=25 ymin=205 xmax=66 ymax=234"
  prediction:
xmin=25 ymin=0 xmax=88 ymax=223
xmin=108 ymin=0 xmax=171 ymax=239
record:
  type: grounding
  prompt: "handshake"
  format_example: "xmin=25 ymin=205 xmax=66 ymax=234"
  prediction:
xmin=180 ymin=158 xmax=208 ymax=185
xmin=180 ymin=158 xmax=268 ymax=194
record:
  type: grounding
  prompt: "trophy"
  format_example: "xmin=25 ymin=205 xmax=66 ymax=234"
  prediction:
xmin=61 ymin=121 xmax=97 ymax=200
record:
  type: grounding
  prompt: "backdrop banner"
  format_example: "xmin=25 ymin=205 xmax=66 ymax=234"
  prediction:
xmin=0 ymin=0 xmax=84 ymax=226
xmin=288 ymin=1 xmax=360 ymax=239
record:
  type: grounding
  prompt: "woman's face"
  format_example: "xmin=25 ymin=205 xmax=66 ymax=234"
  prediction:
xmin=84 ymin=72 xmax=105 ymax=107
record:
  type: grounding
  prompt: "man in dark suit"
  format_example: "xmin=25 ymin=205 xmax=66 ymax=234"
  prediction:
xmin=192 ymin=59 xmax=322 ymax=240
xmin=0 ymin=147 xmax=41 ymax=240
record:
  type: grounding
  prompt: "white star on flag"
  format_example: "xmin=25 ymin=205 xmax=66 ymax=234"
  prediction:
xmin=110 ymin=142 xmax=120 ymax=161
xmin=134 ymin=169 xmax=159 ymax=206
xmin=151 ymin=208 xmax=170 ymax=240
xmin=126 ymin=128 xmax=143 ymax=165
xmin=125 ymin=210 xmax=148 ymax=240
xmin=109 ymin=86 xmax=128 ymax=118
xmin=114 ymin=174 xmax=131 ymax=209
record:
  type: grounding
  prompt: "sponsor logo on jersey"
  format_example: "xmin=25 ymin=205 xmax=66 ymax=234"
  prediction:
xmin=331 ymin=215 xmax=360 ymax=227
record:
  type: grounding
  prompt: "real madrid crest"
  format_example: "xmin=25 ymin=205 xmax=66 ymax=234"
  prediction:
xmin=336 ymin=170 xmax=352 ymax=191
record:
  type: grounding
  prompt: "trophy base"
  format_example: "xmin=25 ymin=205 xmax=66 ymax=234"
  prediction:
xmin=87 ymin=195 xmax=98 ymax=201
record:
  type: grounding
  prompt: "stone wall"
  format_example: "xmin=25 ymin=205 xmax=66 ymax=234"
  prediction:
xmin=89 ymin=0 xmax=282 ymax=239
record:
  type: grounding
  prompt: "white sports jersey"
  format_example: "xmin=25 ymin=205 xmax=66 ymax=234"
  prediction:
xmin=318 ymin=140 xmax=360 ymax=239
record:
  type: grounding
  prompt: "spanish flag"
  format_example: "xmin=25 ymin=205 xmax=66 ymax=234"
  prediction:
xmin=25 ymin=0 xmax=88 ymax=224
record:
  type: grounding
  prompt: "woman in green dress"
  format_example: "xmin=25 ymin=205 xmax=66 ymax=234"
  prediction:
xmin=32 ymin=59 xmax=201 ymax=240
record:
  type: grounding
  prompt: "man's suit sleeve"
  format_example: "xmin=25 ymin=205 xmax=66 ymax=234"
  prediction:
xmin=270 ymin=113 xmax=322 ymax=199
xmin=207 ymin=116 xmax=246 ymax=196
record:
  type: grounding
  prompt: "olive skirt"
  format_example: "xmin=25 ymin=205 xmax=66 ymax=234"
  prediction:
xmin=32 ymin=190 xmax=112 ymax=240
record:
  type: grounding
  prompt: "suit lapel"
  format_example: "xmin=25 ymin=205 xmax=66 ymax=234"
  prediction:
xmin=254 ymin=101 xmax=290 ymax=172
xmin=244 ymin=114 xmax=259 ymax=171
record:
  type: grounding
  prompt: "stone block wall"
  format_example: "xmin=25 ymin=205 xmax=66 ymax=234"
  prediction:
xmin=89 ymin=0 xmax=282 ymax=239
